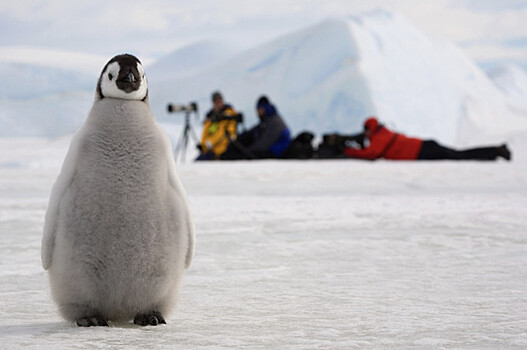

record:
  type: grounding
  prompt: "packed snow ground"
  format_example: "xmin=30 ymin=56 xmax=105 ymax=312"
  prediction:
xmin=0 ymin=136 xmax=526 ymax=349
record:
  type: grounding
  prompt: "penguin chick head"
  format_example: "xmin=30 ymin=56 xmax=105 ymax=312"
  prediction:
xmin=97 ymin=54 xmax=148 ymax=101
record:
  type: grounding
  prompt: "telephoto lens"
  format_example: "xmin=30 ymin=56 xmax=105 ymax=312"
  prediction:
xmin=167 ymin=102 xmax=199 ymax=113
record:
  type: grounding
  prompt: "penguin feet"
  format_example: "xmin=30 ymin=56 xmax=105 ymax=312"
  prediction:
xmin=76 ymin=316 xmax=109 ymax=327
xmin=133 ymin=311 xmax=166 ymax=326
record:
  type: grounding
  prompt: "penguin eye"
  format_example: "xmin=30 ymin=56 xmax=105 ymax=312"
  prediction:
xmin=108 ymin=73 xmax=113 ymax=81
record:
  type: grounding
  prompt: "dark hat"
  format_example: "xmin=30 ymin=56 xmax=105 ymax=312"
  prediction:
xmin=256 ymin=95 xmax=270 ymax=108
xmin=211 ymin=91 xmax=223 ymax=102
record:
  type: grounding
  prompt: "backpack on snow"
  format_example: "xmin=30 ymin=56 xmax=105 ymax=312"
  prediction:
xmin=282 ymin=131 xmax=315 ymax=159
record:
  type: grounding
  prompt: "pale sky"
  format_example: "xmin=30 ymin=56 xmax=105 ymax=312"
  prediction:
xmin=1 ymin=0 xmax=527 ymax=69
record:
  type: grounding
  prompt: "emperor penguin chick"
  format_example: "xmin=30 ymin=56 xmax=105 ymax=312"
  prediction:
xmin=41 ymin=54 xmax=195 ymax=327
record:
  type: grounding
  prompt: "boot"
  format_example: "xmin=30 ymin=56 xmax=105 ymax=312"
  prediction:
xmin=497 ymin=144 xmax=511 ymax=161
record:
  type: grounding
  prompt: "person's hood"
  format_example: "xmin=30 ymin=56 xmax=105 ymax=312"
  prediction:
xmin=364 ymin=117 xmax=379 ymax=132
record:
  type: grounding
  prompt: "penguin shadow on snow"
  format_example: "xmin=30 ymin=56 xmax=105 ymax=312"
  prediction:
xmin=0 ymin=322 xmax=77 ymax=337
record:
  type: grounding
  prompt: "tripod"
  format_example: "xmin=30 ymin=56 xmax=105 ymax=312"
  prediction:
xmin=173 ymin=111 xmax=200 ymax=162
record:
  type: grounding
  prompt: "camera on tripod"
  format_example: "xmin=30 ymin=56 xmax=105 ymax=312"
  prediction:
xmin=167 ymin=102 xmax=198 ymax=114
xmin=167 ymin=101 xmax=200 ymax=163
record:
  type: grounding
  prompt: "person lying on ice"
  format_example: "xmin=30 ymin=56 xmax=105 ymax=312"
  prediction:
xmin=221 ymin=96 xmax=292 ymax=160
xmin=343 ymin=117 xmax=511 ymax=161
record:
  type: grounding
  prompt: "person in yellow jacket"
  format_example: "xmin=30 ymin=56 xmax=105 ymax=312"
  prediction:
xmin=197 ymin=91 xmax=239 ymax=160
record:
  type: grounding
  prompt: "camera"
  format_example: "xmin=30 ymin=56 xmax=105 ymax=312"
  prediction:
xmin=209 ymin=112 xmax=244 ymax=123
xmin=323 ymin=132 xmax=365 ymax=149
xmin=340 ymin=133 xmax=365 ymax=148
xmin=167 ymin=102 xmax=198 ymax=113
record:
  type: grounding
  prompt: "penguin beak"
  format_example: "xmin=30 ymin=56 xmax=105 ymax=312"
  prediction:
xmin=116 ymin=69 xmax=141 ymax=93
xmin=120 ymin=72 xmax=137 ymax=83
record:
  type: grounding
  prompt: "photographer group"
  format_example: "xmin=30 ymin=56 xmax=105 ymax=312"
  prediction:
xmin=195 ymin=91 xmax=302 ymax=161
xmin=176 ymin=91 xmax=512 ymax=162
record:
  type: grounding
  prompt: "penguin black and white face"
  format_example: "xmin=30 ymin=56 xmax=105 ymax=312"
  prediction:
xmin=97 ymin=54 xmax=148 ymax=101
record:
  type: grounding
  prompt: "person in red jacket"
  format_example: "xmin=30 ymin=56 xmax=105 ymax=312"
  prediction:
xmin=343 ymin=117 xmax=511 ymax=161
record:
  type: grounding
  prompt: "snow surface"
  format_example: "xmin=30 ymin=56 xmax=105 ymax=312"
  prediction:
xmin=1 ymin=136 xmax=526 ymax=349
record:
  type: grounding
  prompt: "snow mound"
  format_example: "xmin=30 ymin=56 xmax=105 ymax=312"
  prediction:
xmin=149 ymin=18 xmax=376 ymax=137
xmin=347 ymin=11 xmax=527 ymax=146
xmin=149 ymin=10 xmax=527 ymax=146
xmin=146 ymin=40 xmax=243 ymax=82
xmin=487 ymin=63 xmax=527 ymax=113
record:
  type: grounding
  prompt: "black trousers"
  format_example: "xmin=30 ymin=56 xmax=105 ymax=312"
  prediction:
xmin=417 ymin=140 xmax=499 ymax=161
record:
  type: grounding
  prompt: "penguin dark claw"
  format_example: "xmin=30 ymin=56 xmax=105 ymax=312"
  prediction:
xmin=153 ymin=311 xmax=166 ymax=324
xmin=76 ymin=317 xmax=109 ymax=327
xmin=134 ymin=311 xmax=166 ymax=326
xmin=148 ymin=316 xmax=158 ymax=326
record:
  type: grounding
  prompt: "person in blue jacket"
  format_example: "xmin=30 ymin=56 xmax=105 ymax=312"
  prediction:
xmin=221 ymin=96 xmax=292 ymax=160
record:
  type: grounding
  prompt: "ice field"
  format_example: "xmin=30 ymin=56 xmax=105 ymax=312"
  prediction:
xmin=0 ymin=137 xmax=526 ymax=349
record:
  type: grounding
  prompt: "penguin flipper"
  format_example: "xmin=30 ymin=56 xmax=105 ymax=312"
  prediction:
xmin=160 ymin=129 xmax=195 ymax=269
xmin=41 ymin=131 xmax=85 ymax=270
xmin=183 ymin=211 xmax=196 ymax=269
